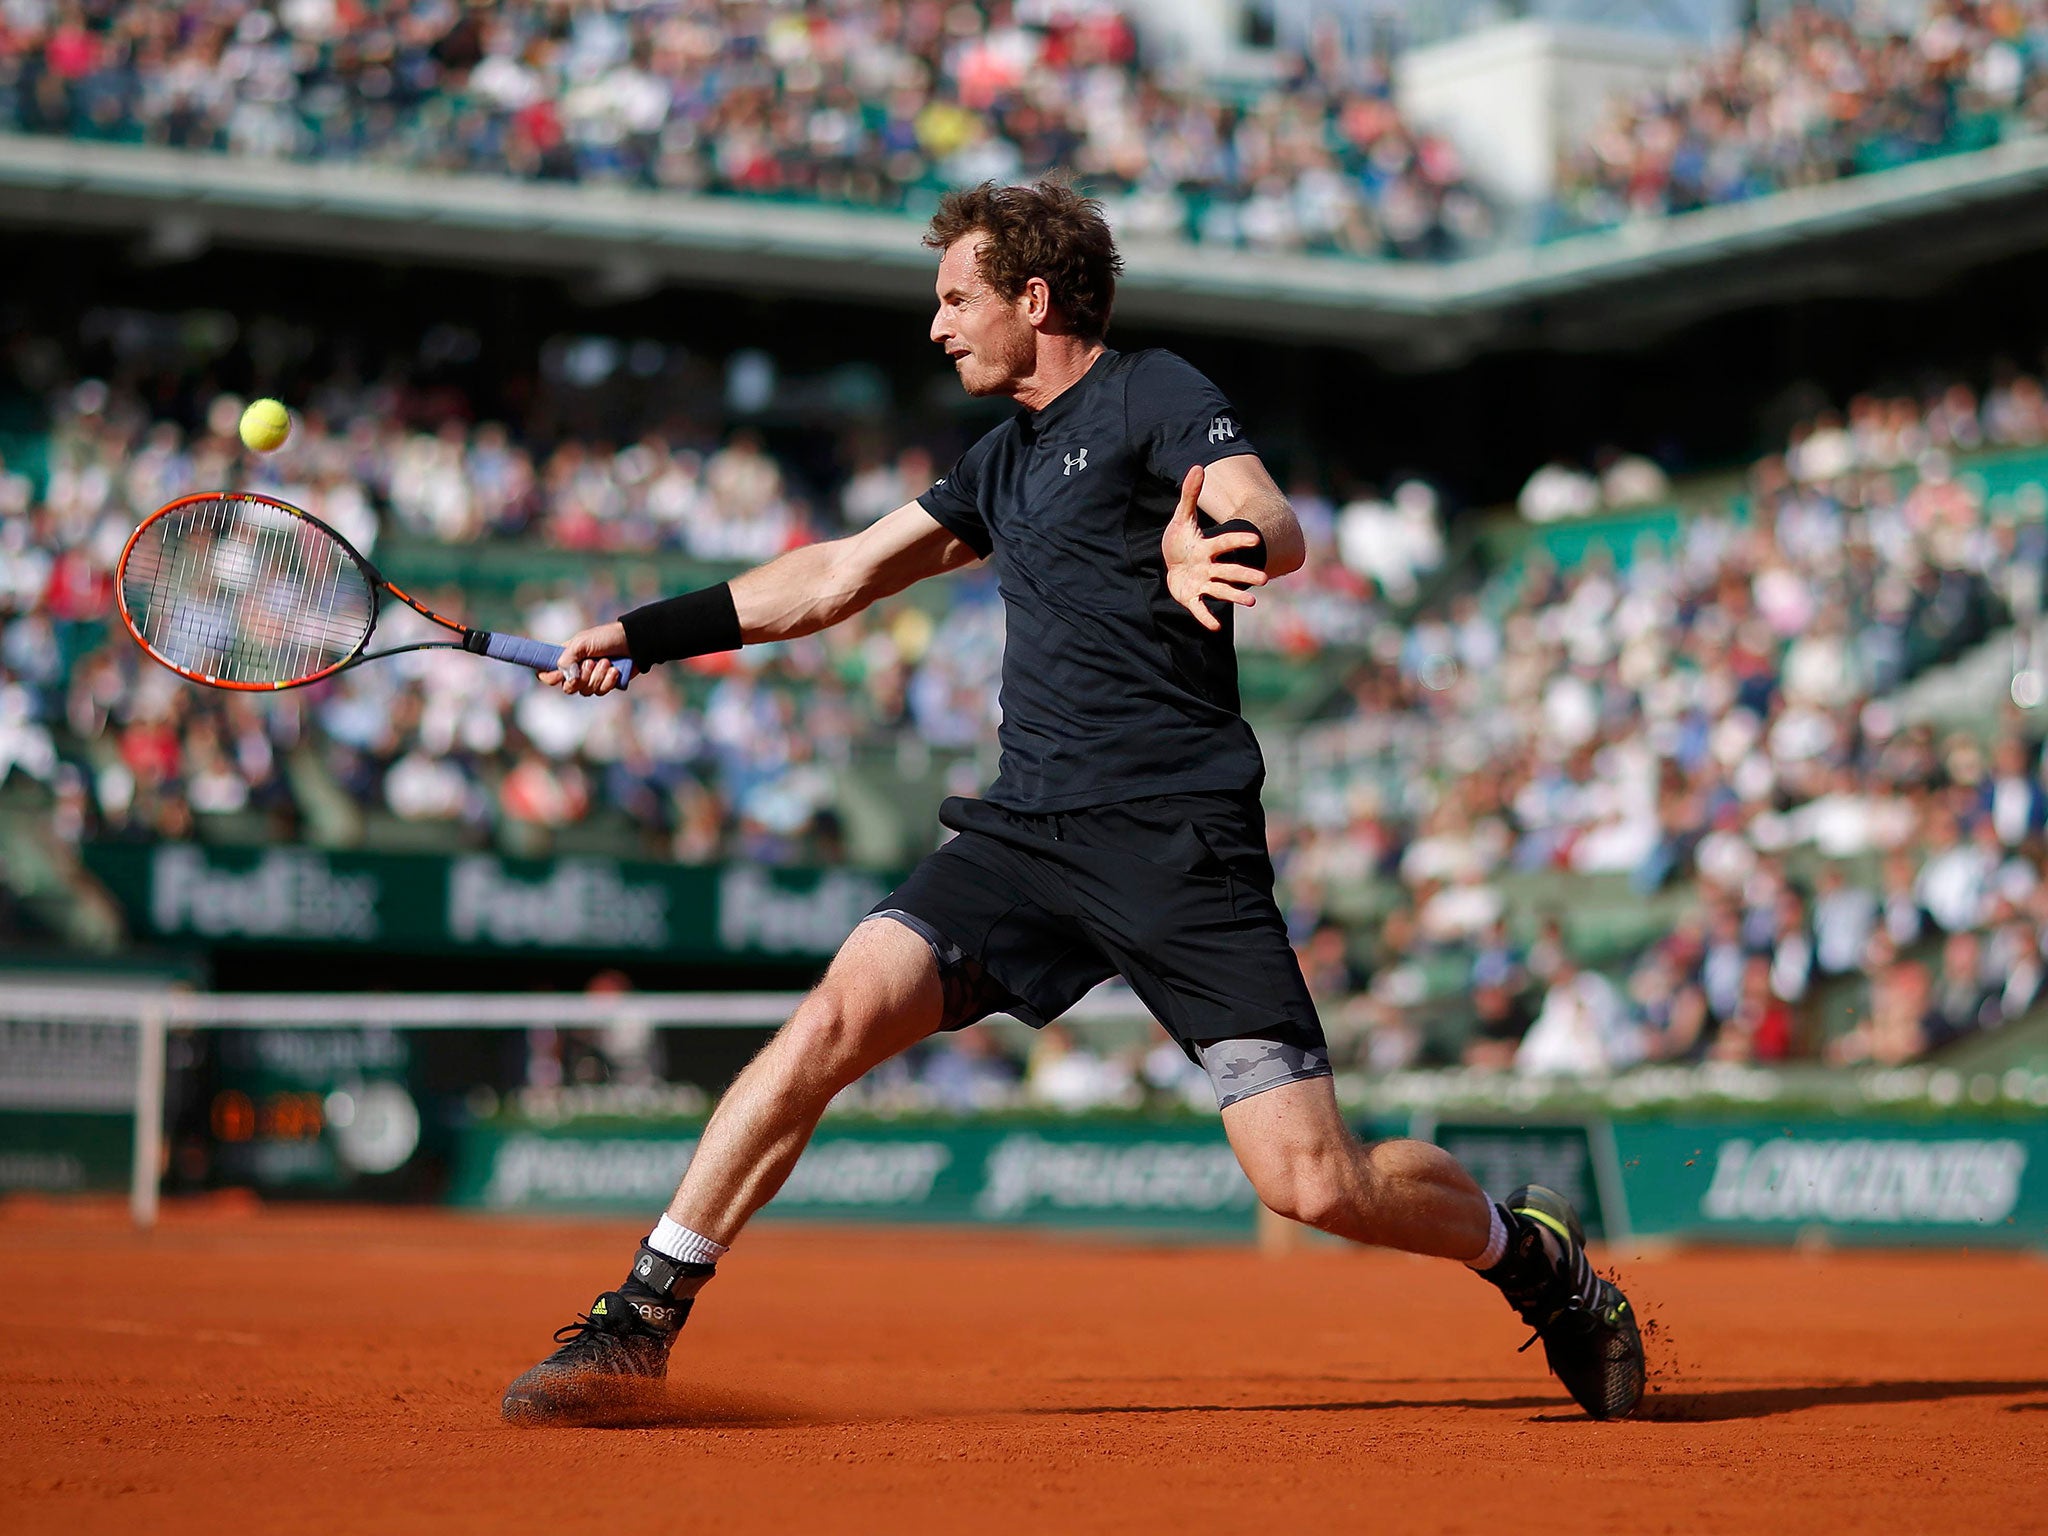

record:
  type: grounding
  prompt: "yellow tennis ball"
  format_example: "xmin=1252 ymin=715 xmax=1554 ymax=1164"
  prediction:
xmin=239 ymin=398 xmax=291 ymax=453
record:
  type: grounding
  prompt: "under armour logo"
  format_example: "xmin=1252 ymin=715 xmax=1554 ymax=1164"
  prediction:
xmin=1063 ymin=448 xmax=1089 ymax=475
xmin=1208 ymin=415 xmax=1238 ymax=444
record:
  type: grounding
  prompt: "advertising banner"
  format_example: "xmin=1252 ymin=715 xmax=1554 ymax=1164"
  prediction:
xmin=0 ymin=1112 xmax=130 ymax=1193
xmin=0 ymin=1018 xmax=137 ymax=1194
xmin=450 ymin=1112 xmax=2048 ymax=1245
xmin=1428 ymin=1121 xmax=1611 ymax=1240
xmin=81 ymin=843 xmax=892 ymax=961
xmin=1613 ymin=1118 xmax=2048 ymax=1244
xmin=450 ymin=1118 xmax=1265 ymax=1236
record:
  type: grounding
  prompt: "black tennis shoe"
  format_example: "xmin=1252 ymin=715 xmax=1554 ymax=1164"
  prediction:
xmin=1483 ymin=1185 xmax=1646 ymax=1421
xmin=500 ymin=1289 xmax=683 ymax=1425
xmin=502 ymin=1247 xmax=715 ymax=1426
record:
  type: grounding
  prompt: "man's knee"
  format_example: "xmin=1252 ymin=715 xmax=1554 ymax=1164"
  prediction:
xmin=1244 ymin=1142 xmax=1355 ymax=1232
xmin=772 ymin=930 xmax=936 ymax=1090
xmin=778 ymin=986 xmax=870 ymax=1079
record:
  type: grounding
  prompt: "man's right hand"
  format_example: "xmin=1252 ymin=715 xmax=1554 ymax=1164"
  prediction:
xmin=539 ymin=620 xmax=630 ymax=695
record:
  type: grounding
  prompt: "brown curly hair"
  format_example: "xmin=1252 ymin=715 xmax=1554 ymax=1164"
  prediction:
xmin=924 ymin=180 xmax=1123 ymax=341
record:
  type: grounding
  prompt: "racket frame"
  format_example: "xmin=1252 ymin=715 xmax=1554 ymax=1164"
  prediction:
xmin=117 ymin=491 xmax=614 ymax=692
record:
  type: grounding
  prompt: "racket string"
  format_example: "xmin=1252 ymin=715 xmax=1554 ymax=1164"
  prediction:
xmin=122 ymin=495 xmax=376 ymax=686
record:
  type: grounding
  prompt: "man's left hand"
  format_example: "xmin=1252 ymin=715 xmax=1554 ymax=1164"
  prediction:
xmin=1162 ymin=465 xmax=1267 ymax=633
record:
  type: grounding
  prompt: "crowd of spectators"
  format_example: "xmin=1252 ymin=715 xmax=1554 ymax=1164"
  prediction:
xmin=15 ymin=0 xmax=2048 ymax=268
xmin=1275 ymin=370 xmax=2048 ymax=1072
xmin=2 ymin=0 xmax=1490 ymax=260
xmin=1553 ymin=0 xmax=2048 ymax=234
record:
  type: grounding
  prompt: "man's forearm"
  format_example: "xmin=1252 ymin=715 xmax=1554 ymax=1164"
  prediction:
xmin=610 ymin=505 xmax=970 ymax=673
xmin=728 ymin=539 xmax=869 ymax=642
xmin=616 ymin=540 xmax=875 ymax=671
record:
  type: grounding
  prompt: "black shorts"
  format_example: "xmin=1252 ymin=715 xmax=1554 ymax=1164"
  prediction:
xmin=869 ymin=791 xmax=1329 ymax=1106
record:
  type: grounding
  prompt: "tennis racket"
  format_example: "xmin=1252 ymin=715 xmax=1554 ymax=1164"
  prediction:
xmin=116 ymin=491 xmax=633 ymax=693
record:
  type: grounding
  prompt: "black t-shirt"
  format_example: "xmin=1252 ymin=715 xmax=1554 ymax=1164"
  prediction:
xmin=917 ymin=347 xmax=1265 ymax=813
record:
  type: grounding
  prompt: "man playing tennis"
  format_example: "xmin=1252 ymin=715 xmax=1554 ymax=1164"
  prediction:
xmin=506 ymin=181 xmax=1646 ymax=1423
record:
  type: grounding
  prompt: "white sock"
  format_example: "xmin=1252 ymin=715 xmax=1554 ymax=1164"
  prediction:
xmin=1463 ymin=1199 xmax=1507 ymax=1270
xmin=648 ymin=1214 xmax=728 ymax=1266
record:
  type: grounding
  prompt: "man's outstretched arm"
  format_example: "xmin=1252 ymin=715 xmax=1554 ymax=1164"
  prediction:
xmin=544 ymin=502 xmax=980 ymax=695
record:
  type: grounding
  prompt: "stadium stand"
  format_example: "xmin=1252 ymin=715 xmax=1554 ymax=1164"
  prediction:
xmin=10 ymin=0 xmax=2048 ymax=266
xmin=0 ymin=0 xmax=1490 ymax=259
xmin=1551 ymin=0 xmax=2048 ymax=235
xmin=1288 ymin=380 xmax=2047 ymax=1076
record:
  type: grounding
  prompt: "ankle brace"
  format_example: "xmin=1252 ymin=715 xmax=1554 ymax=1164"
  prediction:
xmin=623 ymin=1243 xmax=717 ymax=1304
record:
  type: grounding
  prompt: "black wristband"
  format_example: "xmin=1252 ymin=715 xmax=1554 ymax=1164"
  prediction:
xmin=618 ymin=582 xmax=743 ymax=671
xmin=1205 ymin=517 xmax=1268 ymax=571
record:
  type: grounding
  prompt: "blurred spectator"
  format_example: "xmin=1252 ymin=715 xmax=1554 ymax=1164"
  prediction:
xmin=1518 ymin=462 xmax=1601 ymax=523
xmin=1024 ymin=1022 xmax=1135 ymax=1111
xmin=1916 ymin=810 xmax=1995 ymax=934
xmin=1598 ymin=450 xmax=1671 ymax=509
xmin=1922 ymin=928 xmax=1995 ymax=1048
xmin=919 ymin=1025 xmax=1025 ymax=1113
xmin=1983 ymin=735 xmax=2047 ymax=845
xmin=1336 ymin=480 xmax=1444 ymax=602
xmin=1515 ymin=958 xmax=1640 ymax=1076
xmin=1463 ymin=976 xmax=1536 ymax=1071
xmin=1832 ymin=949 xmax=1934 ymax=1065
xmin=1709 ymin=954 xmax=1794 ymax=1063
xmin=1812 ymin=866 xmax=1877 ymax=976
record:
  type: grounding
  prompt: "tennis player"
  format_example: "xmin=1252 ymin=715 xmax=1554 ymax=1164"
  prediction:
xmin=505 ymin=181 xmax=1645 ymax=1423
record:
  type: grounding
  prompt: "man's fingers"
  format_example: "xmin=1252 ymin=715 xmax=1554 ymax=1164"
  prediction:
xmin=541 ymin=651 xmax=625 ymax=696
xmin=1179 ymin=593 xmax=1220 ymax=634
xmin=1205 ymin=583 xmax=1256 ymax=607
xmin=1210 ymin=562 xmax=1268 ymax=586
xmin=536 ymin=651 xmax=633 ymax=696
xmin=1177 ymin=463 xmax=1205 ymax=515
xmin=1209 ymin=530 xmax=1261 ymax=554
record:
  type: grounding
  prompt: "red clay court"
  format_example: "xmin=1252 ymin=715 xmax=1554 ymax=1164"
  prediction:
xmin=5 ymin=1203 xmax=2046 ymax=1534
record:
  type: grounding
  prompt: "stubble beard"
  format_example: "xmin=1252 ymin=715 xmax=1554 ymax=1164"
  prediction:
xmin=954 ymin=324 xmax=1037 ymax=399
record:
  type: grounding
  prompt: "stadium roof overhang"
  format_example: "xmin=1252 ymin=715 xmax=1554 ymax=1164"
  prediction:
xmin=8 ymin=131 xmax=2048 ymax=369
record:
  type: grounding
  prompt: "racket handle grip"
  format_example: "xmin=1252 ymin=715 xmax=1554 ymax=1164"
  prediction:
xmin=472 ymin=631 xmax=635 ymax=689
